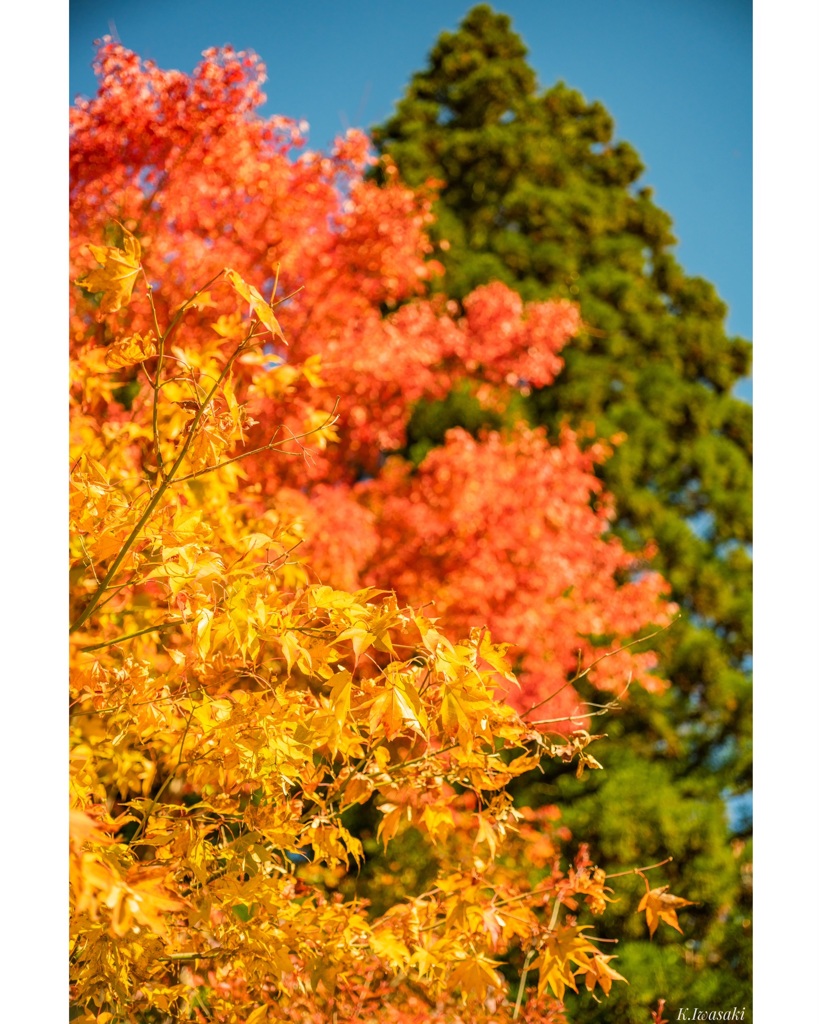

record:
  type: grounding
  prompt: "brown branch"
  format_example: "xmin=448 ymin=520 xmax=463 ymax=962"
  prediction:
xmin=607 ymin=856 xmax=673 ymax=880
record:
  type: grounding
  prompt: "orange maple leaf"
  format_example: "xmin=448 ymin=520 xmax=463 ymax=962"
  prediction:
xmin=638 ymin=885 xmax=696 ymax=937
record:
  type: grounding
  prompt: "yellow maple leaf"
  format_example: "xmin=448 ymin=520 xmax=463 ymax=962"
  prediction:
xmin=449 ymin=953 xmax=504 ymax=1000
xmin=329 ymin=670 xmax=353 ymax=728
xmin=421 ymin=803 xmax=455 ymax=845
xmin=76 ymin=228 xmax=142 ymax=314
xmin=638 ymin=885 xmax=696 ymax=937
xmin=376 ymin=802 xmax=407 ymax=850
xmin=194 ymin=607 xmax=213 ymax=659
xmin=369 ymin=686 xmax=410 ymax=739
xmin=120 ymin=865 xmax=186 ymax=938
xmin=474 ymin=813 xmax=499 ymax=859
xmin=538 ymin=924 xmax=597 ymax=1001
xmin=224 ymin=268 xmax=286 ymax=343
xmin=104 ymin=331 xmax=157 ymax=369
xmin=308 ymin=822 xmax=363 ymax=866
xmin=582 ymin=952 xmax=628 ymax=996
xmin=477 ymin=631 xmax=517 ymax=683
xmin=371 ymin=928 xmax=411 ymax=969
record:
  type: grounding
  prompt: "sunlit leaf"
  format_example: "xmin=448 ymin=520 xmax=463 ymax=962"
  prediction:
xmin=638 ymin=885 xmax=696 ymax=937
xmin=225 ymin=267 xmax=286 ymax=343
xmin=76 ymin=227 xmax=142 ymax=313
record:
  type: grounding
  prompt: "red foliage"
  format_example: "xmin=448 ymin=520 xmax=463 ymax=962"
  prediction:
xmin=359 ymin=426 xmax=671 ymax=716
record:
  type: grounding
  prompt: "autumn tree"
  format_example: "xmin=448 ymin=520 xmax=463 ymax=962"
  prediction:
xmin=70 ymin=42 xmax=693 ymax=1022
xmin=372 ymin=5 xmax=752 ymax=1015
xmin=70 ymin=41 xmax=675 ymax=721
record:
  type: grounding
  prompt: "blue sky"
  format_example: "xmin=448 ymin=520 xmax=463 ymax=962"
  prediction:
xmin=69 ymin=0 xmax=752 ymax=397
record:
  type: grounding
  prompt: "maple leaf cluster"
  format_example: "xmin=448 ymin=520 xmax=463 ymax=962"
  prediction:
xmin=69 ymin=43 xmax=690 ymax=1023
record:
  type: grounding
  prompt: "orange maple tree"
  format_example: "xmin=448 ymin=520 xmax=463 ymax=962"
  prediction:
xmin=70 ymin=43 xmax=689 ymax=1023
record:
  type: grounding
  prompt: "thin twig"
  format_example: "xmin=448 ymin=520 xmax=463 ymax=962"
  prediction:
xmin=528 ymin=681 xmax=631 ymax=726
xmin=78 ymin=619 xmax=185 ymax=653
xmin=607 ymin=856 xmax=673 ymax=880
xmin=389 ymin=742 xmax=460 ymax=774
xmin=144 ymin=279 xmax=167 ymax=481
xmin=521 ymin=619 xmax=678 ymax=719
xmin=547 ymin=895 xmax=562 ymax=932
xmin=69 ymin=688 xmax=189 ymax=716
xmin=78 ymin=535 xmax=100 ymax=585
xmin=172 ymin=399 xmax=338 ymax=484
xmin=129 ymin=711 xmax=194 ymax=847
xmin=512 ymin=950 xmax=535 ymax=1020
xmin=146 ymin=267 xmax=226 ymax=483
xmin=158 ymin=950 xmax=227 ymax=963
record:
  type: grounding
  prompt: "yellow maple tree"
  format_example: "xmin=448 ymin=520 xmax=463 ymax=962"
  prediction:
xmin=69 ymin=214 xmax=691 ymax=1022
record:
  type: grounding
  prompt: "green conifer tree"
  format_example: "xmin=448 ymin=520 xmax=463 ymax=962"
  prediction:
xmin=372 ymin=6 xmax=751 ymax=1017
